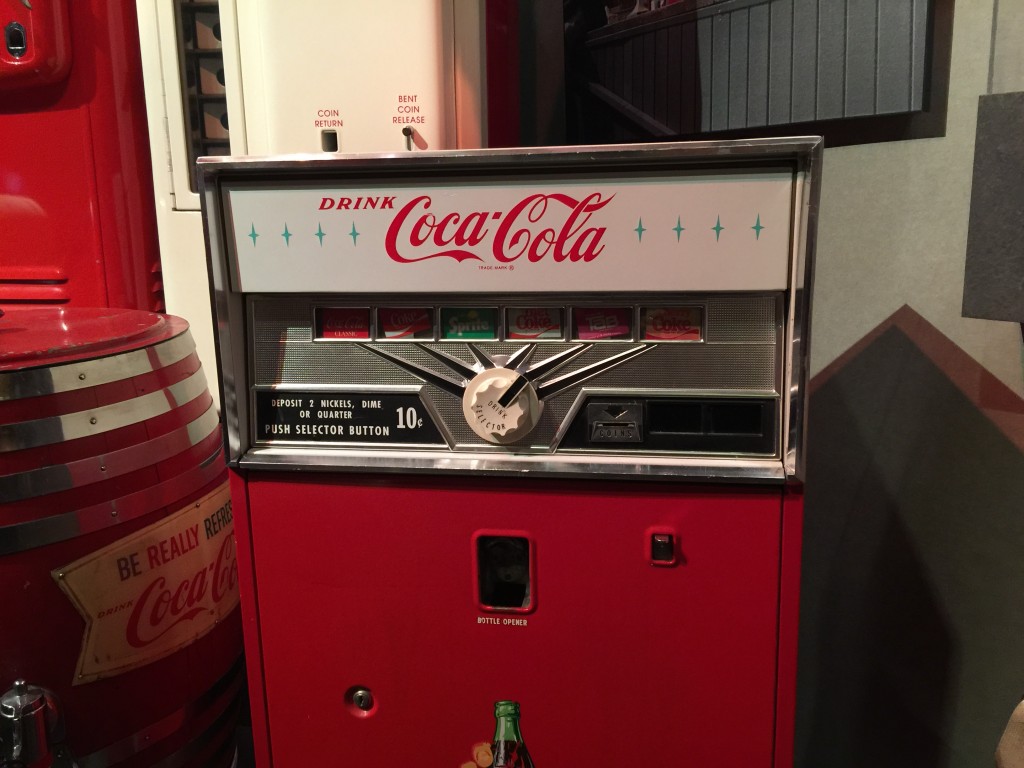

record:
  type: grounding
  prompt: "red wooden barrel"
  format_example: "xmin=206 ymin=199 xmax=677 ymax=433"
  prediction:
xmin=0 ymin=308 xmax=242 ymax=768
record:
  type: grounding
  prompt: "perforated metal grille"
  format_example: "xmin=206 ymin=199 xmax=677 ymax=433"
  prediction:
xmin=251 ymin=295 xmax=781 ymax=450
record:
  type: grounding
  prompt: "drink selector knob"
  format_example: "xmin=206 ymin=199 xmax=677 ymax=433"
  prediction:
xmin=462 ymin=368 xmax=542 ymax=445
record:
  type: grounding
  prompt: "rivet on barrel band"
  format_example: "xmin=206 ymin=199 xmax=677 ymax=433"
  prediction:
xmin=0 ymin=369 xmax=209 ymax=452
xmin=0 ymin=332 xmax=196 ymax=401
xmin=0 ymin=404 xmax=220 ymax=502
xmin=0 ymin=444 xmax=224 ymax=555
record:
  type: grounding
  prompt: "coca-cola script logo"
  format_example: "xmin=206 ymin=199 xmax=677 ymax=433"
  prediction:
xmin=126 ymin=534 xmax=238 ymax=648
xmin=383 ymin=192 xmax=613 ymax=264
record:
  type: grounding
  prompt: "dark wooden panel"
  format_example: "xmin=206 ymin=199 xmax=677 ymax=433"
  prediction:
xmin=681 ymin=20 xmax=700 ymax=134
xmin=643 ymin=31 xmax=657 ymax=116
xmin=667 ymin=23 xmax=683 ymax=132
xmin=698 ymin=16 xmax=714 ymax=132
xmin=711 ymin=12 xmax=731 ymax=130
xmin=655 ymin=27 xmax=669 ymax=126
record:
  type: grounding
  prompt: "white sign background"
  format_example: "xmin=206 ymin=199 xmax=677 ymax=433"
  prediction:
xmin=227 ymin=171 xmax=794 ymax=293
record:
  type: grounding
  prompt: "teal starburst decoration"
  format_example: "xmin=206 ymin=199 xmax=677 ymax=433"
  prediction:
xmin=634 ymin=218 xmax=646 ymax=242
xmin=752 ymin=214 xmax=764 ymax=240
xmin=349 ymin=222 xmax=360 ymax=245
xmin=712 ymin=216 xmax=724 ymax=241
xmin=315 ymin=223 xmax=326 ymax=246
xmin=673 ymin=216 xmax=685 ymax=242
xmin=281 ymin=224 xmax=292 ymax=246
xmin=248 ymin=224 xmax=259 ymax=246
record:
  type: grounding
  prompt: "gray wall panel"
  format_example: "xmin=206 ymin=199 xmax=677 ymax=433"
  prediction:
xmin=791 ymin=0 xmax=819 ymax=123
xmin=712 ymin=13 xmax=732 ymax=130
xmin=698 ymin=17 xmax=714 ymax=132
xmin=769 ymin=0 xmax=794 ymax=124
xmin=844 ymin=0 xmax=877 ymax=117
xmin=817 ymin=0 xmax=847 ymax=119
xmin=877 ymin=1 xmax=913 ymax=113
xmin=748 ymin=5 xmax=771 ymax=125
xmin=729 ymin=9 xmax=750 ymax=128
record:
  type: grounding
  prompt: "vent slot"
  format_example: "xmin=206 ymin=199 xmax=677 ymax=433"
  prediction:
xmin=0 ymin=267 xmax=70 ymax=304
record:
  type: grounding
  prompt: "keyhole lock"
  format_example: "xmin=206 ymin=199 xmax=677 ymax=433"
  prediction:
xmin=352 ymin=689 xmax=374 ymax=711
xmin=5 ymin=22 xmax=27 ymax=58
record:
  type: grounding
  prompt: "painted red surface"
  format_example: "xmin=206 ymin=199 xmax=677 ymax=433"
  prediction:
xmin=0 ymin=0 xmax=71 ymax=89
xmin=0 ymin=1 xmax=160 ymax=311
xmin=775 ymin=487 xmax=804 ymax=768
xmin=230 ymin=469 xmax=274 ymax=768
xmin=239 ymin=473 xmax=798 ymax=767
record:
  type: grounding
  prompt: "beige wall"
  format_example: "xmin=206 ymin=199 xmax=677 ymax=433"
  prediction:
xmin=811 ymin=1 xmax=1024 ymax=397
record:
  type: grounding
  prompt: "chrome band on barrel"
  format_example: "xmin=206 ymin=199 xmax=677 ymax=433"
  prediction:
xmin=0 ymin=332 xmax=196 ymax=401
xmin=0 ymin=369 xmax=209 ymax=453
xmin=0 ymin=445 xmax=224 ymax=555
xmin=77 ymin=659 xmax=243 ymax=768
xmin=0 ymin=404 xmax=221 ymax=502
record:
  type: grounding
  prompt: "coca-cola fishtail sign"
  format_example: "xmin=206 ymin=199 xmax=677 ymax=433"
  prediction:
xmin=53 ymin=484 xmax=239 ymax=684
xmin=226 ymin=172 xmax=794 ymax=294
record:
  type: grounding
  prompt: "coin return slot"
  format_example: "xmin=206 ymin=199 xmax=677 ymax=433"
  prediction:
xmin=477 ymin=536 xmax=531 ymax=610
xmin=321 ymin=130 xmax=339 ymax=152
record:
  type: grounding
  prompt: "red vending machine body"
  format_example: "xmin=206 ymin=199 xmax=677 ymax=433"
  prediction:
xmin=0 ymin=0 xmax=160 ymax=311
xmin=201 ymin=140 xmax=821 ymax=767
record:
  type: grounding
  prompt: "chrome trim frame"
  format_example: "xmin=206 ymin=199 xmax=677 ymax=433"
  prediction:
xmin=201 ymin=137 xmax=822 ymax=482
xmin=551 ymin=386 xmax=783 ymax=454
xmin=0 ymin=445 xmax=224 ymax=555
xmin=0 ymin=369 xmax=209 ymax=453
xmin=240 ymin=446 xmax=786 ymax=483
xmin=0 ymin=333 xmax=195 ymax=401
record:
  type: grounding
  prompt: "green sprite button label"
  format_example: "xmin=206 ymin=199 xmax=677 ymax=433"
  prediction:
xmin=441 ymin=307 xmax=497 ymax=340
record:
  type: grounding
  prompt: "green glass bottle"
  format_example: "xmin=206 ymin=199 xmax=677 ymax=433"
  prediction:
xmin=491 ymin=700 xmax=535 ymax=768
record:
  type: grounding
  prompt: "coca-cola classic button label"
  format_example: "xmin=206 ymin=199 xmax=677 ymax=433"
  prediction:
xmin=318 ymin=307 xmax=371 ymax=339
xmin=53 ymin=484 xmax=239 ymax=684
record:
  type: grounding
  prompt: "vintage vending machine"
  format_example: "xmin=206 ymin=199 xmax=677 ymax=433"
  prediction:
xmin=200 ymin=138 xmax=821 ymax=767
